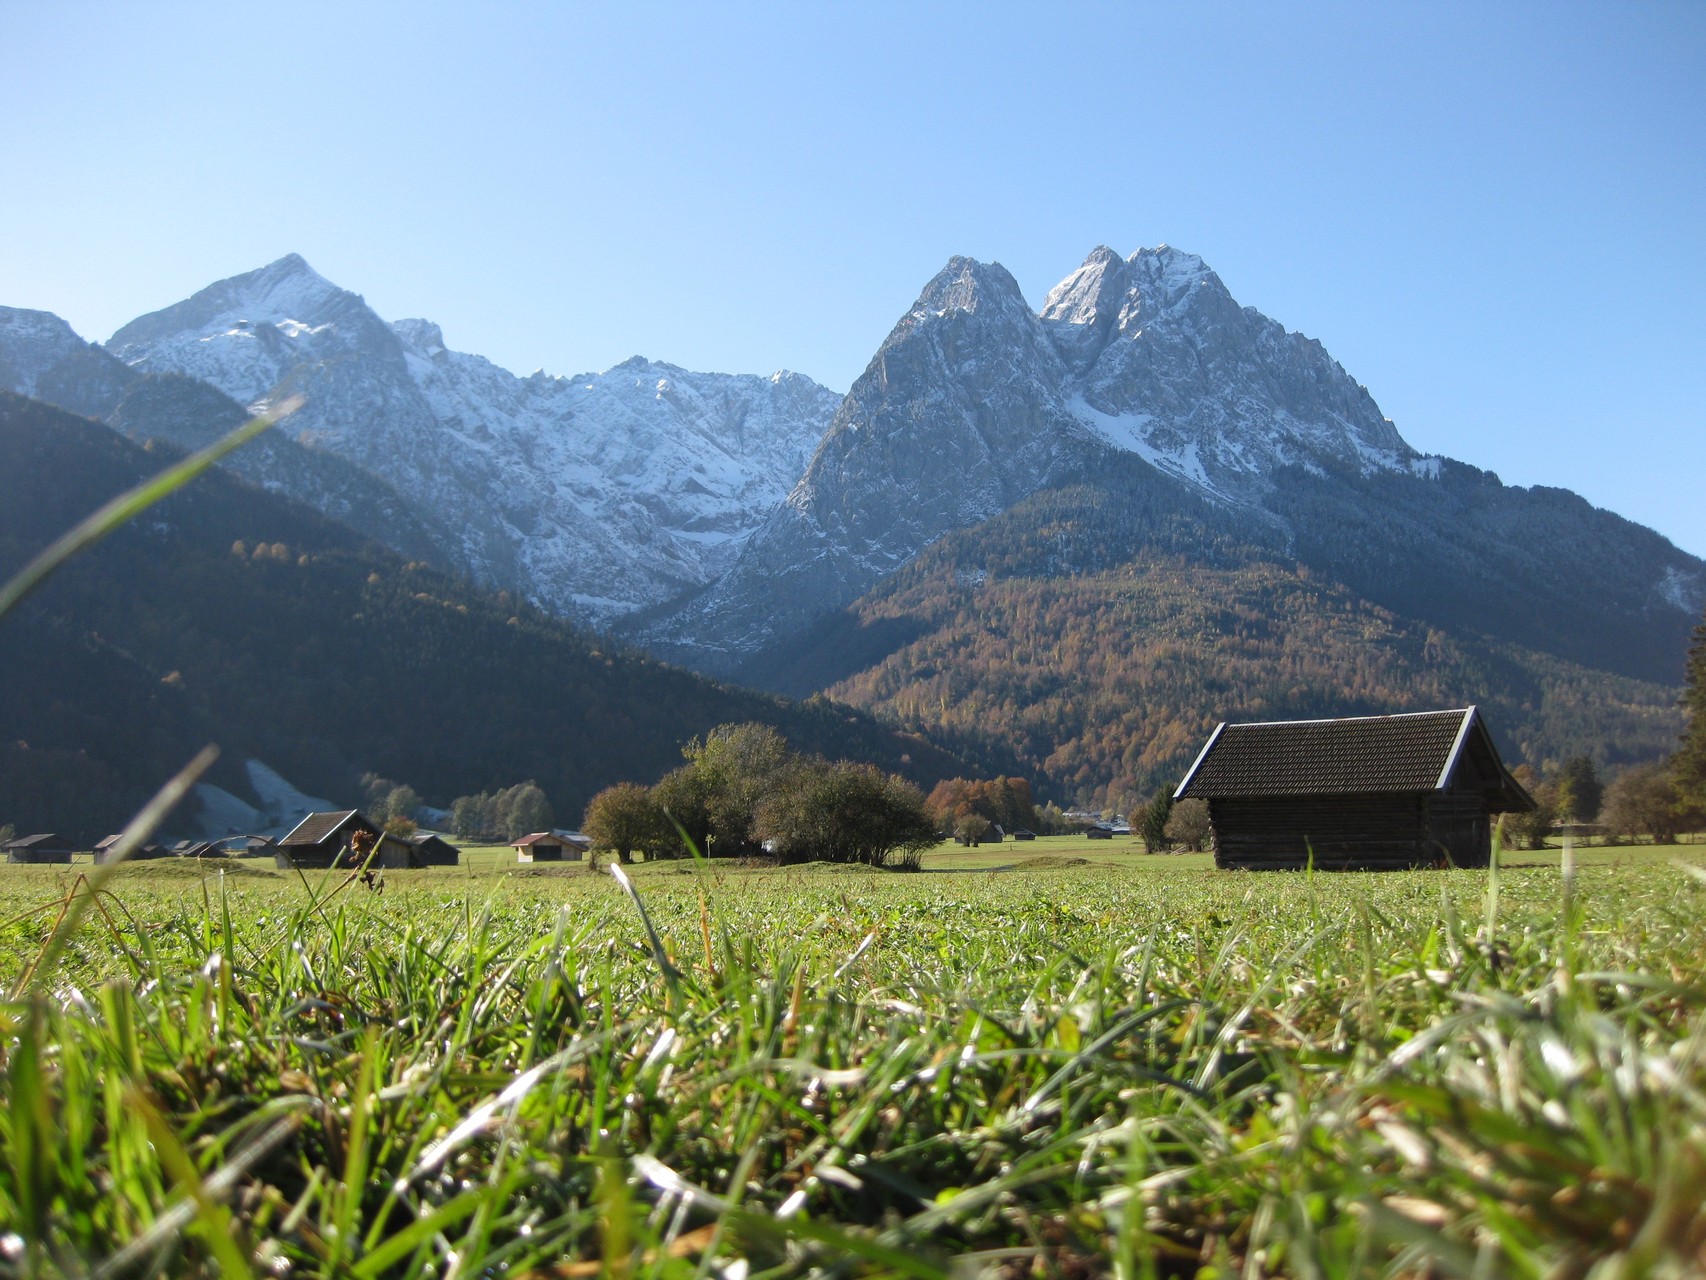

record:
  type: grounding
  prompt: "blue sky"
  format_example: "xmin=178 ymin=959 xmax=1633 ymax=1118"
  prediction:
xmin=4 ymin=1 xmax=1703 ymax=555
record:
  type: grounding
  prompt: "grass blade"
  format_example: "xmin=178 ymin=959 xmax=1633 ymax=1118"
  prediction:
xmin=0 ymin=396 xmax=300 ymax=621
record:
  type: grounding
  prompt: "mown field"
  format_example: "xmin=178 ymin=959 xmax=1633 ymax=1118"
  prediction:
xmin=1 ymin=840 xmax=1703 ymax=1277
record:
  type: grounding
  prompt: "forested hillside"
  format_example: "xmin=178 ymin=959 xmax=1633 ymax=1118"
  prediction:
xmin=767 ymin=472 xmax=1686 ymax=812
xmin=0 ymin=393 xmax=984 ymax=840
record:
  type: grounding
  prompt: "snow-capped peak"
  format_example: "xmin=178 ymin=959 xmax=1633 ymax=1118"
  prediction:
xmin=392 ymin=318 xmax=447 ymax=358
xmin=107 ymin=253 xmax=394 ymax=406
xmin=910 ymin=256 xmax=1030 ymax=319
xmin=106 ymin=259 xmax=845 ymax=625
xmin=1130 ymin=244 xmax=1214 ymax=292
xmin=1040 ymin=246 xmax=1134 ymax=328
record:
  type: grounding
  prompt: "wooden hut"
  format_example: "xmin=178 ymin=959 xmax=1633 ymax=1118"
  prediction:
xmin=1174 ymin=707 xmax=1533 ymax=870
xmin=93 ymin=835 xmax=171 ymax=864
xmin=4 ymin=833 xmax=74 ymax=864
xmin=276 ymin=810 xmax=382 ymax=869
xmin=513 ymin=832 xmax=587 ymax=863
xmin=406 ymin=833 xmax=460 ymax=867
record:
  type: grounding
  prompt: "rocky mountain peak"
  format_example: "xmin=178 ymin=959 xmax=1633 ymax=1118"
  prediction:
xmin=909 ymin=256 xmax=1030 ymax=321
xmin=108 ymin=254 xmax=404 ymax=409
xmin=0 ymin=306 xmax=137 ymax=418
xmin=0 ymin=307 xmax=91 ymax=395
xmin=1040 ymin=246 xmax=1138 ymax=369
xmin=1040 ymin=246 xmax=1133 ymax=325
xmin=392 ymin=318 xmax=447 ymax=359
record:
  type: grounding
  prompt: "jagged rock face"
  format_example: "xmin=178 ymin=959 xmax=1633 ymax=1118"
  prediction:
xmin=637 ymin=246 xmax=1431 ymax=664
xmin=104 ymin=256 xmax=841 ymax=621
xmin=633 ymin=257 xmax=1091 ymax=664
xmin=638 ymin=243 xmax=1705 ymax=672
xmin=1046 ymin=246 xmax=1416 ymax=496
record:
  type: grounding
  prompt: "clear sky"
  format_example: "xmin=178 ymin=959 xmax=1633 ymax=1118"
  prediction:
xmin=3 ymin=2 xmax=1703 ymax=555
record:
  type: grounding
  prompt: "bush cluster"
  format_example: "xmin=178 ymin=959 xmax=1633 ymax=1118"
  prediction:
xmin=582 ymin=722 xmax=936 ymax=868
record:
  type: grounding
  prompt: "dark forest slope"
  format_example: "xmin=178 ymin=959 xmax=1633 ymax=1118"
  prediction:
xmin=0 ymin=393 xmax=985 ymax=840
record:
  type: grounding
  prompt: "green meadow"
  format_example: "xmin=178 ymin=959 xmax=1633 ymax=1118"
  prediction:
xmin=1 ymin=839 xmax=1703 ymax=1277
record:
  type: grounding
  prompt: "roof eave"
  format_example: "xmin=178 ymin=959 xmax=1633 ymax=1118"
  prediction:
xmin=1174 ymin=722 xmax=1228 ymax=800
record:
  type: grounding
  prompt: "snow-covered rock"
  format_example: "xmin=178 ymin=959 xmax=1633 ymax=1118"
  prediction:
xmin=1049 ymin=245 xmax=1415 ymax=496
xmin=106 ymin=256 xmax=842 ymax=621
xmin=637 ymin=245 xmax=1427 ymax=662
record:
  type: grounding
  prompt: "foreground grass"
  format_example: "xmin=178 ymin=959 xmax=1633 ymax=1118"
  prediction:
xmin=1 ymin=854 xmax=1703 ymax=1277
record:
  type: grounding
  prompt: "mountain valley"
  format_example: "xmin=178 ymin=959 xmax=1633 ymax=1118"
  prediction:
xmin=3 ymin=244 xmax=1700 ymax=817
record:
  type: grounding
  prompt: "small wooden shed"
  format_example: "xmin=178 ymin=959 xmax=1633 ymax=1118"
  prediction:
xmin=4 ymin=833 xmax=74 ymax=864
xmin=514 ymin=832 xmax=587 ymax=862
xmin=407 ymin=833 xmax=461 ymax=867
xmin=1174 ymin=707 xmax=1533 ymax=870
xmin=93 ymin=835 xmax=172 ymax=864
xmin=276 ymin=810 xmax=384 ymax=869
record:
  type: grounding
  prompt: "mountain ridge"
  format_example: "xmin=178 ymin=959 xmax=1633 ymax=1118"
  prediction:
xmin=97 ymin=254 xmax=844 ymax=622
xmin=5 ymin=244 xmax=1702 ymax=813
xmin=633 ymin=243 xmax=1702 ymax=682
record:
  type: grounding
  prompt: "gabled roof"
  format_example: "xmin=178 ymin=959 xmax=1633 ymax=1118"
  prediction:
xmin=4 ymin=833 xmax=73 ymax=850
xmin=94 ymin=834 xmax=125 ymax=852
xmin=1175 ymin=707 xmax=1534 ymax=810
xmin=512 ymin=831 xmax=581 ymax=847
xmin=279 ymin=810 xmax=372 ymax=847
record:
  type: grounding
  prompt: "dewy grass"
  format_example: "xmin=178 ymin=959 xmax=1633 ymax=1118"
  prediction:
xmin=0 ymin=858 xmax=1702 ymax=1277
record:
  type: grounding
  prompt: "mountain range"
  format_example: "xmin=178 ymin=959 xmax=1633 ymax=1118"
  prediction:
xmin=2 ymin=245 xmax=1700 ymax=814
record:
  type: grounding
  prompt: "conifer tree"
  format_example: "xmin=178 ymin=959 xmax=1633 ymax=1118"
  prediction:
xmin=1675 ymin=609 xmax=1706 ymax=811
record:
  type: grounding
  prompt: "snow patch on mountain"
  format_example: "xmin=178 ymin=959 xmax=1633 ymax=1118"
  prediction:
xmin=1066 ymin=396 xmax=1223 ymax=497
xmin=191 ymin=759 xmax=336 ymax=839
xmin=1660 ymin=565 xmax=1705 ymax=614
xmin=105 ymin=256 xmax=842 ymax=624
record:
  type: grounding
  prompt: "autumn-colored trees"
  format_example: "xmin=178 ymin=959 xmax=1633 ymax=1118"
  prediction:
xmin=924 ymin=776 xmax=1039 ymax=836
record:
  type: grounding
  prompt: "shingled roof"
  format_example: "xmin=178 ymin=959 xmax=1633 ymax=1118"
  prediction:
xmin=1175 ymin=707 xmax=1533 ymax=810
xmin=279 ymin=810 xmax=371 ymax=847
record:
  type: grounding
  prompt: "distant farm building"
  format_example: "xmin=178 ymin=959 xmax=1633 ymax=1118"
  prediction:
xmin=93 ymin=835 xmax=171 ymax=864
xmin=514 ymin=832 xmax=588 ymax=862
xmin=1174 ymin=706 xmax=1533 ymax=870
xmin=4 ymin=833 xmax=73 ymax=864
xmin=408 ymin=833 xmax=460 ymax=867
xmin=275 ymin=811 xmax=412 ymax=869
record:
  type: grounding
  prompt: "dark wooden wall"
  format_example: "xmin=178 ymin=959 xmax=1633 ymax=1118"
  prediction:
xmin=1424 ymin=793 xmax=1491 ymax=868
xmin=1210 ymin=794 xmax=1433 ymax=870
xmin=1210 ymin=791 xmax=1497 ymax=870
